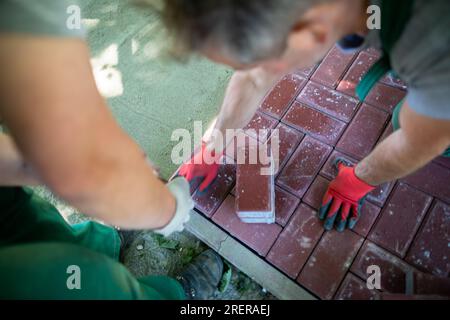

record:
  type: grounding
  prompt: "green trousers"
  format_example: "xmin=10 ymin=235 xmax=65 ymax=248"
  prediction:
xmin=0 ymin=187 xmax=185 ymax=300
xmin=392 ymin=103 xmax=450 ymax=157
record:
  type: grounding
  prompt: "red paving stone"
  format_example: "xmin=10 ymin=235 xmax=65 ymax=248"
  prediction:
xmin=282 ymin=101 xmax=346 ymax=145
xmin=277 ymin=135 xmax=332 ymax=198
xmin=369 ymin=183 xmax=433 ymax=257
xmin=212 ymin=195 xmax=282 ymax=256
xmin=270 ymin=123 xmax=304 ymax=174
xmin=406 ymin=201 xmax=450 ymax=277
xmin=351 ymin=241 xmax=416 ymax=293
xmin=311 ymin=45 xmax=356 ymax=88
xmin=298 ymin=81 xmax=359 ymax=122
xmin=297 ymin=230 xmax=364 ymax=300
xmin=381 ymin=73 xmax=407 ymax=90
xmin=303 ymin=175 xmax=331 ymax=210
xmin=336 ymin=103 xmax=389 ymax=160
xmin=243 ymin=111 xmax=278 ymax=142
xmin=186 ymin=46 xmax=450 ymax=299
xmin=401 ymin=161 xmax=450 ymax=203
xmin=334 ymin=273 xmax=380 ymax=300
xmin=267 ymin=204 xmax=324 ymax=278
xmin=274 ymin=187 xmax=300 ymax=226
xmin=260 ymin=74 xmax=306 ymax=119
xmin=236 ymin=143 xmax=274 ymax=223
xmin=365 ymin=82 xmax=407 ymax=113
xmin=337 ymin=51 xmax=379 ymax=98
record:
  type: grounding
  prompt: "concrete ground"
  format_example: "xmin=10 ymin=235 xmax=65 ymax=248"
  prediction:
xmin=32 ymin=0 xmax=275 ymax=300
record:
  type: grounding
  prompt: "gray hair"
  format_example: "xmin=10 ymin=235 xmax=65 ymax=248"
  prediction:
xmin=151 ymin=0 xmax=326 ymax=64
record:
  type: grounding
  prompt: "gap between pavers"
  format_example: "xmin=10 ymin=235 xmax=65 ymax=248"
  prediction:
xmin=186 ymin=209 xmax=317 ymax=300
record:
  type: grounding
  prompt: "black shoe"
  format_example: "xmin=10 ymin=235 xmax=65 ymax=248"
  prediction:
xmin=176 ymin=249 xmax=223 ymax=300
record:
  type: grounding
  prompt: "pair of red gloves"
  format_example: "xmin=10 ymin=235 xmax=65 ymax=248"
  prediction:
xmin=180 ymin=143 xmax=375 ymax=232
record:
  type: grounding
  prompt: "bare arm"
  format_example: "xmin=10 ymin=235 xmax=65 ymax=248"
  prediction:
xmin=0 ymin=133 xmax=40 ymax=186
xmin=355 ymin=101 xmax=450 ymax=185
xmin=0 ymin=35 xmax=175 ymax=230
xmin=205 ymin=67 xmax=283 ymax=152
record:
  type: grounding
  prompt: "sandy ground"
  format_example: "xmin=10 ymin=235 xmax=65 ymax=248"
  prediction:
xmin=28 ymin=0 xmax=275 ymax=300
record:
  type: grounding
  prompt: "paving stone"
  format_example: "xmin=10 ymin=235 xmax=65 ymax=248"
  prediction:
xmin=351 ymin=201 xmax=382 ymax=237
xmin=369 ymin=183 xmax=432 ymax=257
xmin=267 ymin=204 xmax=324 ymax=279
xmin=282 ymin=101 xmax=346 ymax=145
xmin=224 ymin=133 xmax=259 ymax=161
xmin=212 ymin=195 xmax=282 ymax=256
xmin=334 ymin=273 xmax=380 ymax=300
xmin=366 ymin=181 xmax=396 ymax=208
xmin=277 ymin=136 xmax=332 ymax=198
xmin=303 ymin=175 xmax=331 ymax=210
xmin=336 ymin=103 xmax=389 ymax=159
xmin=274 ymin=186 xmax=300 ymax=226
xmin=260 ymin=74 xmax=306 ymax=119
xmin=402 ymin=161 xmax=450 ymax=203
xmin=377 ymin=122 xmax=394 ymax=145
xmin=236 ymin=144 xmax=275 ymax=224
xmin=295 ymin=65 xmax=317 ymax=78
xmin=363 ymin=47 xmax=381 ymax=58
xmin=270 ymin=123 xmax=304 ymax=174
xmin=192 ymin=159 xmax=236 ymax=217
xmin=406 ymin=201 xmax=450 ymax=277
xmin=297 ymin=81 xmax=359 ymax=122
xmin=337 ymin=52 xmax=379 ymax=97
xmin=365 ymin=82 xmax=406 ymax=113
xmin=351 ymin=241 xmax=416 ymax=293
xmin=311 ymin=46 xmax=357 ymax=88
xmin=381 ymin=73 xmax=407 ymax=90
xmin=243 ymin=111 xmax=279 ymax=142
xmin=411 ymin=271 xmax=450 ymax=296
xmin=433 ymin=156 xmax=450 ymax=170
xmin=297 ymin=230 xmax=364 ymax=299
xmin=261 ymin=74 xmax=306 ymax=119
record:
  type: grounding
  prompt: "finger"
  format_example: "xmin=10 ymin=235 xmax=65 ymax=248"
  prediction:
xmin=185 ymin=168 xmax=196 ymax=182
xmin=348 ymin=203 xmax=360 ymax=230
xmin=324 ymin=199 xmax=342 ymax=230
xmin=333 ymin=157 xmax=352 ymax=171
xmin=318 ymin=192 xmax=333 ymax=220
xmin=199 ymin=171 xmax=217 ymax=192
xmin=336 ymin=202 xmax=351 ymax=232
xmin=178 ymin=165 xmax=187 ymax=177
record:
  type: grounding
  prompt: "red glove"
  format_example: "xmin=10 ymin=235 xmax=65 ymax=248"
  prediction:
xmin=319 ymin=158 xmax=376 ymax=232
xmin=178 ymin=141 xmax=222 ymax=192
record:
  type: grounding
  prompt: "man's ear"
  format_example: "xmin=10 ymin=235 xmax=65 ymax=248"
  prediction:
xmin=287 ymin=20 xmax=327 ymax=51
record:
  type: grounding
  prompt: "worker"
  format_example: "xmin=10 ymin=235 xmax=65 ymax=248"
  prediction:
xmin=173 ymin=0 xmax=450 ymax=232
xmin=0 ymin=0 xmax=223 ymax=299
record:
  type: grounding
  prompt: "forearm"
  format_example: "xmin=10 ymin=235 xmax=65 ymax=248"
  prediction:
xmin=355 ymin=128 xmax=449 ymax=186
xmin=47 ymin=125 xmax=176 ymax=230
xmin=206 ymin=68 xmax=282 ymax=151
xmin=0 ymin=133 xmax=41 ymax=186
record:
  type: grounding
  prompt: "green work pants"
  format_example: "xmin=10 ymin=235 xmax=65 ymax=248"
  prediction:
xmin=0 ymin=187 xmax=185 ymax=300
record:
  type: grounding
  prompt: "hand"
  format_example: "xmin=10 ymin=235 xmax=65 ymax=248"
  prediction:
xmin=319 ymin=158 xmax=376 ymax=232
xmin=178 ymin=141 xmax=221 ymax=192
xmin=154 ymin=177 xmax=194 ymax=237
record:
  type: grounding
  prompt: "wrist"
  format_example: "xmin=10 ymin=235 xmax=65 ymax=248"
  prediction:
xmin=354 ymin=162 xmax=377 ymax=188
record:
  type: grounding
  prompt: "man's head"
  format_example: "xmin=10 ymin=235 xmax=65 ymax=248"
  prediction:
xmin=158 ymin=0 xmax=367 ymax=73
